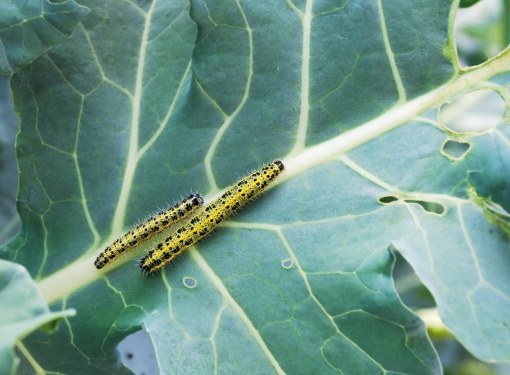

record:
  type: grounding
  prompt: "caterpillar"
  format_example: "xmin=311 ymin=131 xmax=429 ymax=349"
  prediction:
xmin=139 ymin=160 xmax=285 ymax=274
xmin=94 ymin=193 xmax=204 ymax=269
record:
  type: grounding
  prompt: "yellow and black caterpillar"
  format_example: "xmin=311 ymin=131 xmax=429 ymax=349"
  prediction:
xmin=139 ymin=161 xmax=284 ymax=274
xmin=94 ymin=193 xmax=204 ymax=269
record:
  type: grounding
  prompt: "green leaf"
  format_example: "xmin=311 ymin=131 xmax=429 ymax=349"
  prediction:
xmin=0 ymin=0 xmax=90 ymax=75
xmin=0 ymin=77 xmax=20 ymax=244
xmin=459 ymin=0 xmax=482 ymax=7
xmin=2 ymin=0 xmax=510 ymax=373
xmin=0 ymin=260 xmax=75 ymax=374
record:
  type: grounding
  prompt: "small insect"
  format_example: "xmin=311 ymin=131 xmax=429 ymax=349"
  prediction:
xmin=94 ymin=193 xmax=204 ymax=269
xmin=139 ymin=160 xmax=285 ymax=274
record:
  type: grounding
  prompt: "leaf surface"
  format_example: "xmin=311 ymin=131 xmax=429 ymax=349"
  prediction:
xmin=2 ymin=0 xmax=510 ymax=374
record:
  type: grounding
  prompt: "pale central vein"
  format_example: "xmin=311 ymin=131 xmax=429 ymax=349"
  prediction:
xmin=112 ymin=1 xmax=155 ymax=233
xmin=290 ymin=0 xmax=313 ymax=154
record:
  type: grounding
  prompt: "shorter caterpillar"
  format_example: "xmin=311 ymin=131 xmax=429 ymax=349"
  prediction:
xmin=94 ymin=193 xmax=204 ymax=269
xmin=139 ymin=160 xmax=285 ymax=274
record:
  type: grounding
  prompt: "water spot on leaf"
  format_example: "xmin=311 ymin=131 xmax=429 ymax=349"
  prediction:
xmin=281 ymin=259 xmax=293 ymax=269
xmin=441 ymin=139 xmax=471 ymax=160
xmin=439 ymin=89 xmax=504 ymax=132
xmin=182 ymin=276 xmax=197 ymax=289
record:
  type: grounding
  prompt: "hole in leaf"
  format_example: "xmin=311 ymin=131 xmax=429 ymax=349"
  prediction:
xmin=393 ymin=251 xmax=436 ymax=307
xmin=379 ymin=195 xmax=446 ymax=215
xmin=439 ymin=89 xmax=505 ymax=133
xmin=406 ymin=200 xmax=446 ymax=215
xmin=455 ymin=0 xmax=506 ymax=67
xmin=379 ymin=195 xmax=399 ymax=204
xmin=118 ymin=329 xmax=159 ymax=374
xmin=281 ymin=259 xmax=293 ymax=269
xmin=182 ymin=276 xmax=197 ymax=288
xmin=442 ymin=140 xmax=471 ymax=160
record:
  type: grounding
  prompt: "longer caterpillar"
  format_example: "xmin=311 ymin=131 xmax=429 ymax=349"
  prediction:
xmin=94 ymin=193 xmax=204 ymax=269
xmin=139 ymin=160 xmax=285 ymax=274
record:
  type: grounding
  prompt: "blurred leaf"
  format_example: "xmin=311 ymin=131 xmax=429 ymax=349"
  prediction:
xmin=455 ymin=0 xmax=507 ymax=66
xmin=0 ymin=76 xmax=20 ymax=245
xmin=0 ymin=260 xmax=75 ymax=374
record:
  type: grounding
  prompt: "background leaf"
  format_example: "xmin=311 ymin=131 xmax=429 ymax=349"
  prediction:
xmin=0 ymin=76 xmax=20 ymax=244
xmin=0 ymin=260 xmax=75 ymax=374
xmin=1 ymin=0 xmax=510 ymax=374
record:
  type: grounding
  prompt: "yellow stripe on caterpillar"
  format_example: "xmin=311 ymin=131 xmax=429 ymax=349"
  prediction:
xmin=94 ymin=193 xmax=204 ymax=269
xmin=139 ymin=160 xmax=285 ymax=274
